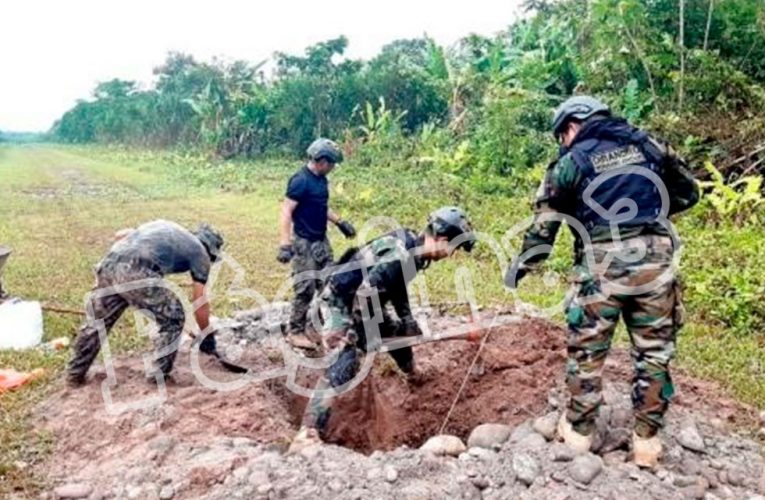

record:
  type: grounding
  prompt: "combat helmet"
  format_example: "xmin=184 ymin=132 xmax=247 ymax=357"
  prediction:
xmin=552 ymin=95 xmax=611 ymax=138
xmin=307 ymin=138 xmax=344 ymax=164
xmin=426 ymin=206 xmax=476 ymax=252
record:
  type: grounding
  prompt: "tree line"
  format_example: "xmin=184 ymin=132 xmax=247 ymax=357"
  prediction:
xmin=52 ymin=0 xmax=765 ymax=181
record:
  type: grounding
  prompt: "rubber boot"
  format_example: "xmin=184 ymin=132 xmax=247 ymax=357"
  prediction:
xmin=633 ymin=432 xmax=662 ymax=469
xmin=288 ymin=426 xmax=322 ymax=454
xmin=557 ymin=413 xmax=593 ymax=453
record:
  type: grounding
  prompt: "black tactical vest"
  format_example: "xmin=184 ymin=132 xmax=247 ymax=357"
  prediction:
xmin=565 ymin=119 xmax=666 ymax=235
xmin=328 ymin=228 xmax=419 ymax=298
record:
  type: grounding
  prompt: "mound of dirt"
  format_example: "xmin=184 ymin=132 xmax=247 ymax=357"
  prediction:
xmin=34 ymin=310 xmax=763 ymax=499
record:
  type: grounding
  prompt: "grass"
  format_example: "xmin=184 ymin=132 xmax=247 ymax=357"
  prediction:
xmin=1 ymin=144 xmax=764 ymax=494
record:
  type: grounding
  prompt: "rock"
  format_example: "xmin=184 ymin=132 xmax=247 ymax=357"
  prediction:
xmin=54 ymin=484 xmax=93 ymax=499
xmin=420 ymin=435 xmax=467 ymax=456
xmin=512 ymin=453 xmax=541 ymax=486
xmin=598 ymin=427 xmax=631 ymax=453
xmin=701 ymin=468 xmax=720 ymax=489
xmin=470 ymin=476 xmax=490 ymax=490
xmin=328 ymin=479 xmax=344 ymax=492
xmin=233 ymin=466 xmax=250 ymax=481
xmin=533 ymin=412 xmax=558 ymax=441
xmin=726 ymin=468 xmax=745 ymax=487
xmin=509 ymin=422 xmax=536 ymax=444
xmin=249 ymin=470 xmax=270 ymax=487
xmin=678 ymin=422 xmax=706 ymax=453
xmin=256 ymin=483 xmax=273 ymax=495
xmin=467 ymin=447 xmax=496 ymax=461
xmin=681 ymin=457 xmax=703 ymax=476
xmin=158 ymin=485 xmax=174 ymax=500
xmin=467 ymin=424 xmax=512 ymax=449
xmin=384 ymin=466 xmax=399 ymax=483
xmin=603 ymin=450 xmax=628 ymax=466
xmin=366 ymin=467 xmax=382 ymax=481
xmin=569 ymin=453 xmax=603 ymax=485
xmin=759 ymin=411 xmax=765 ymax=427
xmin=517 ymin=432 xmax=548 ymax=450
xmin=674 ymin=475 xmax=699 ymax=487
xmin=551 ymin=443 xmax=577 ymax=462
xmin=126 ymin=486 xmax=142 ymax=499
xmin=232 ymin=437 xmax=255 ymax=448
xmin=680 ymin=477 xmax=709 ymax=499
xmin=551 ymin=470 xmax=568 ymax=483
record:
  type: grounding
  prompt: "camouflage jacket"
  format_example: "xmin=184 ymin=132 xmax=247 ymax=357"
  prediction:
xmin=519 ymin=122 xmax=700 ymax=270
xmin=328 ymin=229 xmax=424 ymax=324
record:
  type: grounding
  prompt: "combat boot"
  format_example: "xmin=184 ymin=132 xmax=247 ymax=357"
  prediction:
xmin=288 ymin=427 xmax=322 ymax=454
xmin=633 ymin=432 xmax=662 ymax=469
xmin=557 ymin=413 xmax=593 ymax=453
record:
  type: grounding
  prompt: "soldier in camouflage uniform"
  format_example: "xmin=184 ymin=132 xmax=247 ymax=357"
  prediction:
xmin=289 ymin=207 xmax=476 ymax=451
xmin=506 ymin=96 xmax=699 ymax=467
xmin=67 ymin=220 xmax=224 ymax=386
xmin=277 ymin=138 xmax=357 ymax=351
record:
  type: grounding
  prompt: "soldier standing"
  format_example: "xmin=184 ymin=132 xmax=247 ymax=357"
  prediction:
xmin=290 ymin=207 xmax=476 ymax=451
xmin=277 ymin=138 xmax=356 ymax=350
xmin=67 ymin=220 xmax=224 ymax=386
xmin=506 ymin=96 xmax=699 ymax=467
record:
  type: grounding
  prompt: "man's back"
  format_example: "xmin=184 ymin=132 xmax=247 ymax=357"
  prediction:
xmin=106 ymin=220 xmax=211 ymax=283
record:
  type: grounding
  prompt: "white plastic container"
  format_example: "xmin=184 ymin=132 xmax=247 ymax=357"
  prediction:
xmin=0 ymin=299 xmax=44 ymax=350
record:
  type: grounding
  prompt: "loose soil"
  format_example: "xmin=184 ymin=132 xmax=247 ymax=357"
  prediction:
xmin=35 ymin=312 xmax=760 ymax=496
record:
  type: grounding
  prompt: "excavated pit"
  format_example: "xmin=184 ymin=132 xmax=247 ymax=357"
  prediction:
xmin=37 ymin=316 xmax=567 ymax=465
xmin=297 ymin=318 xmax=567 ymax=453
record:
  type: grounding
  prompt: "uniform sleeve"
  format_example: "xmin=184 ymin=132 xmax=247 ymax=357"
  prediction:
xmin=189 ymin=249 xmax=212 ymax=284
xmin=517 ymin=156 xmax=580 ymax=270
xmin=285 ymin=173 xmax=306 ymax=202
xmin=647 ymin=136 xmax=700 ymax=215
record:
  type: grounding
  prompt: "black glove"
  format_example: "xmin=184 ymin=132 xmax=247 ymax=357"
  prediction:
xmin=276 ymin=244 xmax=294 ymax=264
xmin=336 ymin=220 xmax=356 ymax=239
xmin=504 ymin=260 xmax=528 ymax=289
xmin=198 ymin=332 xmax=217 ymax=355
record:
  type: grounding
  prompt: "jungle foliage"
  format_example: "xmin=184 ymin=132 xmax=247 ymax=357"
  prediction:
xmin=53 ymin=0 xmax=765 ymax=187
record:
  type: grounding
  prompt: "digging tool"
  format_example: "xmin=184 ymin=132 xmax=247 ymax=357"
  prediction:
xmin=0 ymin=246 xmax=11 ymax=300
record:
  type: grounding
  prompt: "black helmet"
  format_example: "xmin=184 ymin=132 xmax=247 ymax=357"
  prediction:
xmin=552 ymin=95 xmax=610 ymax=137
xmin=426 ymin=206 xmax=476 ymax=252
xmin=194 ymin=223 xmax=224 ymax=262
xmin=307 ymin=138 xmax=344 ymax=164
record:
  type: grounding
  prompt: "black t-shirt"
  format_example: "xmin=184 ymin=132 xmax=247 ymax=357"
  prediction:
xmin=286 ymin=165 xmax=329 ymax=241
xmin=106 ymin=220 xmax=212 ymax=284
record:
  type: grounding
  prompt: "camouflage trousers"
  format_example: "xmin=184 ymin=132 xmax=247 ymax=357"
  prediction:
xmin=301 ymin=286 xmax=414 ymax=434
xmin=565 ymin=235 xmax=684 ymax=438
xmin=288 ymin=236 xmax=333 ymax=334
xmin=67 ymin=258 xmax=186 ymax=384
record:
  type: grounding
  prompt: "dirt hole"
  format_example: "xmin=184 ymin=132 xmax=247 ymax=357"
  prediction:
xmin=283 ymin=318 xmax=567 ymax=453
xmin=36 ymin=318 xmax=567 ymax=467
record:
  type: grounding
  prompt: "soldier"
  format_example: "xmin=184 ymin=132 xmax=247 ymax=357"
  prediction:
xmin=67 ymin=220 xmax=224 ymax=386
xmin=506 ymin=96 xmax=699 ymax=467
xmin=277 ymin=138 xmax=357 ymax=351
xmin=290 ymin=207 xmax=476 ymax=451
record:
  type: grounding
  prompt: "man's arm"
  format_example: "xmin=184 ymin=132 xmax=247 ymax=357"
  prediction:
xmin=329 ymin=208 xmax=356 ymax=238
xmin=509 ymin=157 xmax=578 ymax=285
xmin=192 ymin=282 xmax=210 ymax=332
xmin=327 ymin=208 xmax=341 ymax=224
xmin=280 ymin=198 xmax=298 ymax=246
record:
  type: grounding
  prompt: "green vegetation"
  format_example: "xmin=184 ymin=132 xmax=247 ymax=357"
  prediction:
xmin=52 ymin=0 xmax=765 ymax=184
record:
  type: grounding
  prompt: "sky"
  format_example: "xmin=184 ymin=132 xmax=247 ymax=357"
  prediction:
xmin=0 ymin=0 xmax=525 ymax=132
